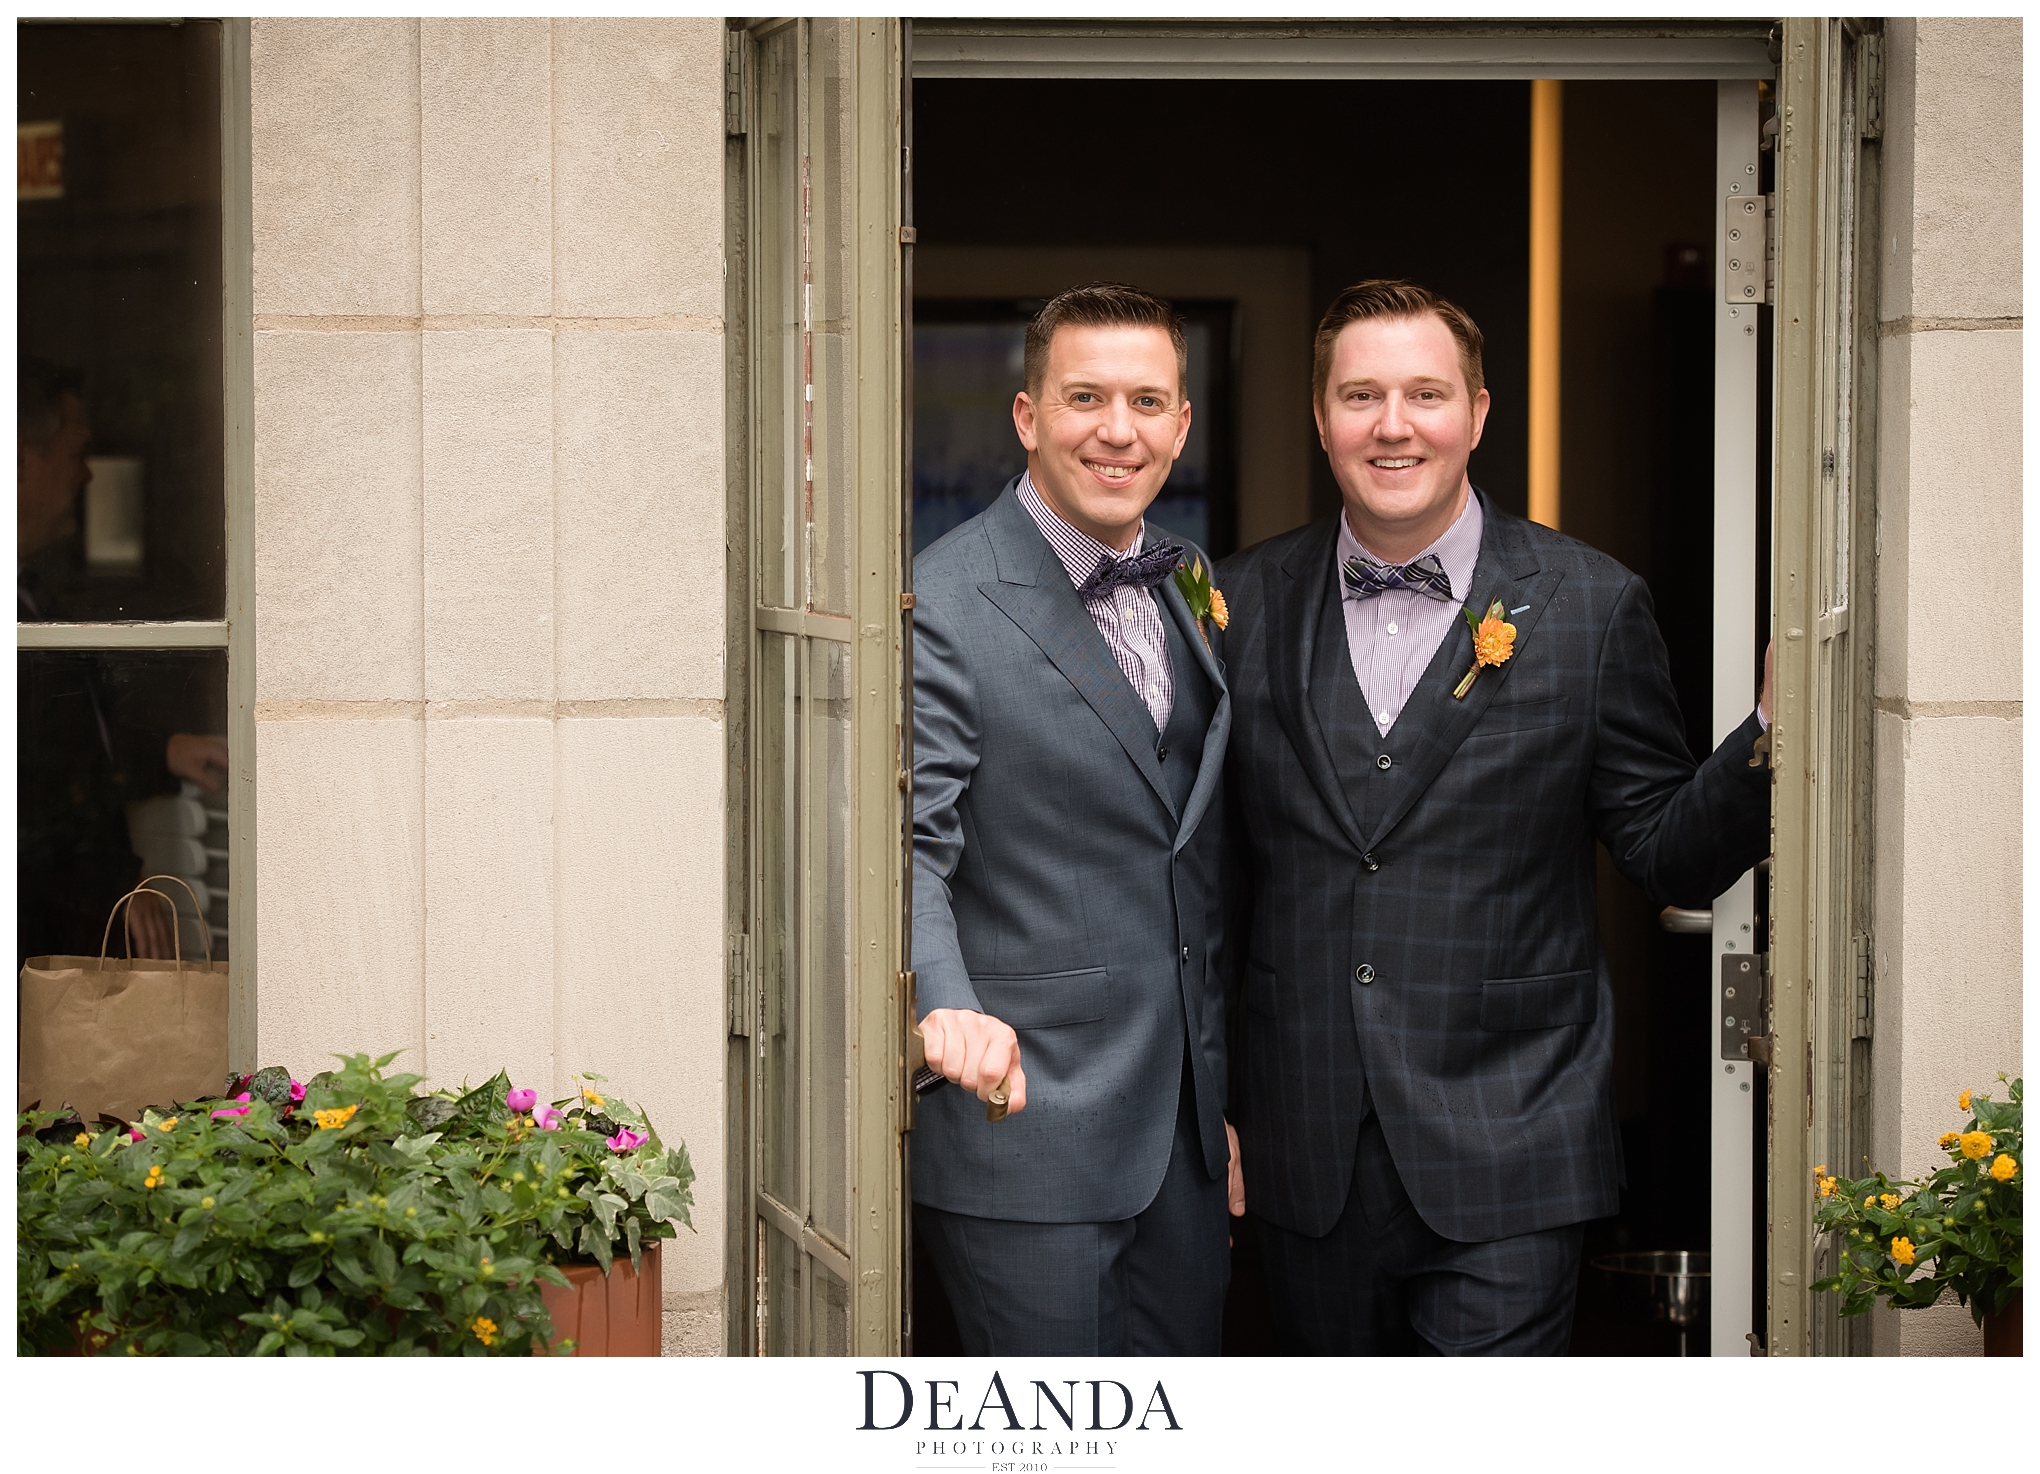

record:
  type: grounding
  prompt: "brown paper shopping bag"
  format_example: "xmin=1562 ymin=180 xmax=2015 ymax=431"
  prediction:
xmin=18 ymin=877 xmax=229 ymax=1123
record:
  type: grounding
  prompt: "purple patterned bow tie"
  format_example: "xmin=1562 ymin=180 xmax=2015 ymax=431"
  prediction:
xmin=1076 ymin=541 xmax=1185 ymax=600
xmin=1340 ymin=552 xmax=1454 ymax=603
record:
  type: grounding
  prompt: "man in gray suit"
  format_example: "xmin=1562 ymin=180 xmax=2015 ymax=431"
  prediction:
xmin=911 ymin=282 xmax=1242 ymax=1354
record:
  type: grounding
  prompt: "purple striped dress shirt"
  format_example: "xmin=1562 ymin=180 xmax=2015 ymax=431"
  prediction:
xmin=1018 ymin=472 xmax=1175 ymax=732
xmin=1338 ymin=489 xmax=1485 ymax=736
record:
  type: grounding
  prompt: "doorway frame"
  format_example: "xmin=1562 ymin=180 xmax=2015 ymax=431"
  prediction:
xmin=724 ymin=15 xmax=1880 ymax=1356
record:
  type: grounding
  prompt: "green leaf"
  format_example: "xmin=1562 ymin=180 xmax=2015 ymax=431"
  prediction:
xmin=286 ymin=1256 xmax=323 ymax=1289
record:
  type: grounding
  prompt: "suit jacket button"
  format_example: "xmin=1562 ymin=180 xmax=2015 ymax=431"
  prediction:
xmin=1355 ymin=963 xmax=1375 ymax=986
xmin=1363 ymin=852 xmax=1380 ymax=872
xmin=1376 ymin=753 xmax=1393 ymax=770
xmin=1181 ymin=945 xmax=1191 ymax=963
xmin=1157 ymin=745 xmax=1169 ymax=763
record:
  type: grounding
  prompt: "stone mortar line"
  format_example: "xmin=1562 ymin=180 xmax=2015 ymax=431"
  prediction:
xmin=1876 ymin=314 xmax=2022 ymax=338
xmin=254 ymin=697 xmax=726 ymax=721
xmin=252 ymin=313 xmax=724 ymax=332
xmin=1872 ymin=696 xmax=2023 ymax=720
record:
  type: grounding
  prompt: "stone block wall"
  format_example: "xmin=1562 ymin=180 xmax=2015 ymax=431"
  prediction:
xmin=248 ymin=18 xmax=729 ymax=1349
xmin=1869 ymin=15 xmax=2023 ymax=1356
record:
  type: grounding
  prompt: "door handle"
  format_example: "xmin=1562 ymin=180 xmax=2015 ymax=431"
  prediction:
xmin=1659 ymin=906 xmax=1712 ymax=934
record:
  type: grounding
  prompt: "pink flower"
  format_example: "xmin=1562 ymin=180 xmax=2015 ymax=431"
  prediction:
xmin=605 ymin=1127 xmax=647 ymax=1153
xmin=289 ymin=1078 xmax=306 ymax=1103
xmin=534 ymin=1105 xmax=563 ymax=1131
xmin=128 ymin=1130 xmax=145 ymax=1142
xmin=506 ymin=1088 xmax=538 ymax=1113
xmin=211 ymin=1091 xmax=253 ymax=1120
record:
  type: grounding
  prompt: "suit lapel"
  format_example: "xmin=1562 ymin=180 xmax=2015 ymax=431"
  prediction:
xmin=1363 ymin=501 xmax=1566 ymax=850
xmin=1265 ymin=517 xmax=1371 ymax=856
xmin=976 ymin=486 xmax=1177 ymax=820
xmin=1157 ymin=573 xmax=1231 ymax=852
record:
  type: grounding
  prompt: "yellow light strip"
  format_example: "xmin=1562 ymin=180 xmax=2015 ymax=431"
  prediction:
xmin=1528 ymin=78 xmax=1563 ymax=530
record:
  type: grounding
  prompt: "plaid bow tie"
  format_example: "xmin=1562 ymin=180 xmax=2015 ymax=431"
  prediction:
xmin=1341 ymin=552 xmax=1454 ymax=603
xmin=1076 ymin=541 xmax=1185 ymax=600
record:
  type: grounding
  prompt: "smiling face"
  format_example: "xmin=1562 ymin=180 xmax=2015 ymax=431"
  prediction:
xmin=1315 ymin=312 xmax=1490 ymax=562
xmin=1013 ymin=323 xmax=1191 ymax=551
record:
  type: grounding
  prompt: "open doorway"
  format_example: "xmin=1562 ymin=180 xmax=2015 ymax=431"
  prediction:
xmin=908 ymin=72 xmax=1752 ymax=1355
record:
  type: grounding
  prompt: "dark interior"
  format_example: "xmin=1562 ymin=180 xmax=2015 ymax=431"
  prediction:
xmin=908 ymin=74 xmax=1735 ymax=1355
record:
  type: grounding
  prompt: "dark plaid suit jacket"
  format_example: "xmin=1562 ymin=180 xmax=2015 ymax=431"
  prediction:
xmin=1214 ymin=493 xmax=1769 ymax=1242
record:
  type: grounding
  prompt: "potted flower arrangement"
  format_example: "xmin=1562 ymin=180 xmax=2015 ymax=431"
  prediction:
xmin=1812 ymin=1075 xmax=2022 ymax=1354
xmin=17 ymin=1052 xmax=692 ymax=1355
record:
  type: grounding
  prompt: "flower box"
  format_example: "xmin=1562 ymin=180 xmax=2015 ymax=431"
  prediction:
xmin=539 ymin=1241 xmax=662 ymax=1356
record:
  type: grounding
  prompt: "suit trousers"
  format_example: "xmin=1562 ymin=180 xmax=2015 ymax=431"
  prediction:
xmin=1253 ymin=1108 xmax=1584 ymax=1355
xmin=914 ymin=1058 xmax=1230 ymax=1355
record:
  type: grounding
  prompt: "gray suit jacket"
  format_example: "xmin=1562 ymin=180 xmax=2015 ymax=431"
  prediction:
xmin=911 ymin=480 xmax=1232 ymax=1223
xmin=1215 ymin=495 xmax=1770 ymax=1241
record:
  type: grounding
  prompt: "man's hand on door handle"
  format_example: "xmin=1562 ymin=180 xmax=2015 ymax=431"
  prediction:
xmin=919 ymin=1007 xmax=1027 ymax=1116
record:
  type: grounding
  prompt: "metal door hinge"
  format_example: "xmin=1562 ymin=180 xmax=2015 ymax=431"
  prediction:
xmin=725 ymin=31 xmax=748 ymax=137
xmin=1724 ymin=192 xmax=1776 ymax=306
xmin=1859 ymin=34 xmax=1884 ymax=140
xmin=898 ymin=225 xmax=918 ymax=245
xmin=728 ymin=932 xmax=754 ymax=1037
xmin=1851 ymin=932 xmax=1874 ymax=1040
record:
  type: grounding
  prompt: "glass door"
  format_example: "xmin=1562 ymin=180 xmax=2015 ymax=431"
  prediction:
xmin=729 ymin=17 xmax=907 ymax=1356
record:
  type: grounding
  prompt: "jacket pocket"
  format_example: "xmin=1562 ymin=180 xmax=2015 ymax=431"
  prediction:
xmin=1469 ymin=694 xmax=1572 ymax=736
xmin=971 ymin=967 xmax=1111 ymax=1028
xmin=1243 ymin=960 xmax=1278 ymax=1018
xmin=1479 ymin=969 xmax=1597 ymax=1031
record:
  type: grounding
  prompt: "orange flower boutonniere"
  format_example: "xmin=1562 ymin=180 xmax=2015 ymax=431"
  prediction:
xmin=1452 ymin=600 xmax=1517 ymax=699
xmin=1173 ymin=556 xmax=1229 ymax=648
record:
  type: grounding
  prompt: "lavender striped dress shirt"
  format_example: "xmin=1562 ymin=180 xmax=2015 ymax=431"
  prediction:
xmin=1338 ymin=489 xmax=1485 ymax=736
xmin=1017 ymin=472 xmax=1175 ymax=732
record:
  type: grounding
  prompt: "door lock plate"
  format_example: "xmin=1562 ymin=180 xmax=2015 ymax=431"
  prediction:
xmin=1721 ymin=952 xmax=1766 ymax=1061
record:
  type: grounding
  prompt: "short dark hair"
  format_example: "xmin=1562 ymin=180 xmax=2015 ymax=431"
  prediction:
xmin=1312 ymin=280 xmax=1486 ymax=410
xmin=1023 ymin=282 xmax=1188 ymax=398
xmin=19 ymin=354 xmax=85 ymax=447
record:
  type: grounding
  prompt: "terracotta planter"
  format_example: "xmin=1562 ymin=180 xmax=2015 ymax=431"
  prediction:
xmin=1983 ymin=1288 xmax=2022 ymax=1357
xmin=538 ymin=1241 xmax=662 ymax=1355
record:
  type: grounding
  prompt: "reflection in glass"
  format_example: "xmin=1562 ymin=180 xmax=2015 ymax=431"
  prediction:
xmin=806 ymin=19 xmax=854 ymax=615
xmin=17 ymin=21 xmax=225 ymax=621
xmin=810 ymin=1255 xmax=850 ymax=1356
xmin=808 ymin=639 xmax=851 ymax=1245
xmin=758 ymin=633 xmax=800 ymax=1209
xmin=17 ymin=649 xmax=227 ymax=965
xmin=764 ymin=1222 xmax=804 ymax=1357
xmin=754 ymin=23 xmax=802 ymax=611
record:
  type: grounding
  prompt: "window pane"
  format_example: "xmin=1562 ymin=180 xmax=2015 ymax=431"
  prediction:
xmin=18 ymin=648 xmax=228 ymax=966
xmin=758 ymin=632 xmax=800 ymax=1209
xmin=754 ymin=23 xmax=801 ymax=610
xmin=763 ymin=1221 xmax=804 ymax=1357
xmin=807 ymin=638 xmax=851 ymax=1244
xmin=18 ymin=21 xmax=225 ymax=622
xmin=809 ymin=1254 xmax=850 ymax=1356
xmin=806 ymin=18 xmax=854 ymax=615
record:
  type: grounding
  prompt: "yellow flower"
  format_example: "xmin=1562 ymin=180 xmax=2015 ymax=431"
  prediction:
xmin=1958 ymin=1089 xmax=1972 ymax=1112
xmin=313 ymin=1104 xmax=359 ymax=1131
xmin=1890 ymin=1236 xmax=1916 ymax=1266
xmin=1990 ymin=1154 xmax=2017 ymax=1183
xmin=1879 ymin=1194 xmax=1902 ymax=1211
xmin=1939 ymin=1131 xmax=1962 ymax=1151
xmin=1474 ymin=614 xmax=1517 ymax=668
xmin=1960 ymin=1131 xmax=1993 ymax=1160
xmin=1818 ymin=1176 xmax=1839 ymax=1198
xmin=73 ymin=1132 xmax=91 ymax=1148
xmin=1813 ymin=1165 xmax=1828 ymax=1178
xmin=201 ymin=1197 xmax=215 ymax=1209
xmin=471 ymin=1316 xmax=498 ymax=1347
xmin=144 ymin=1165 xmax=164 ymax=1190
xmin=157 ymin=1118 xmax=177 ymax=1132
xmin=1864 ymin=1195 xmax=1877 ymax=1208
xmin=1210 ymin=586 xmax=1230 ymax=631
xmin=581 ymin=1088 xmax=605 ymax=1109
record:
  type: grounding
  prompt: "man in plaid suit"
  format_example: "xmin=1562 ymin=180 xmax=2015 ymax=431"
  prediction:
xmin=1213 ymin=281 xmax=1772 ymax=1354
